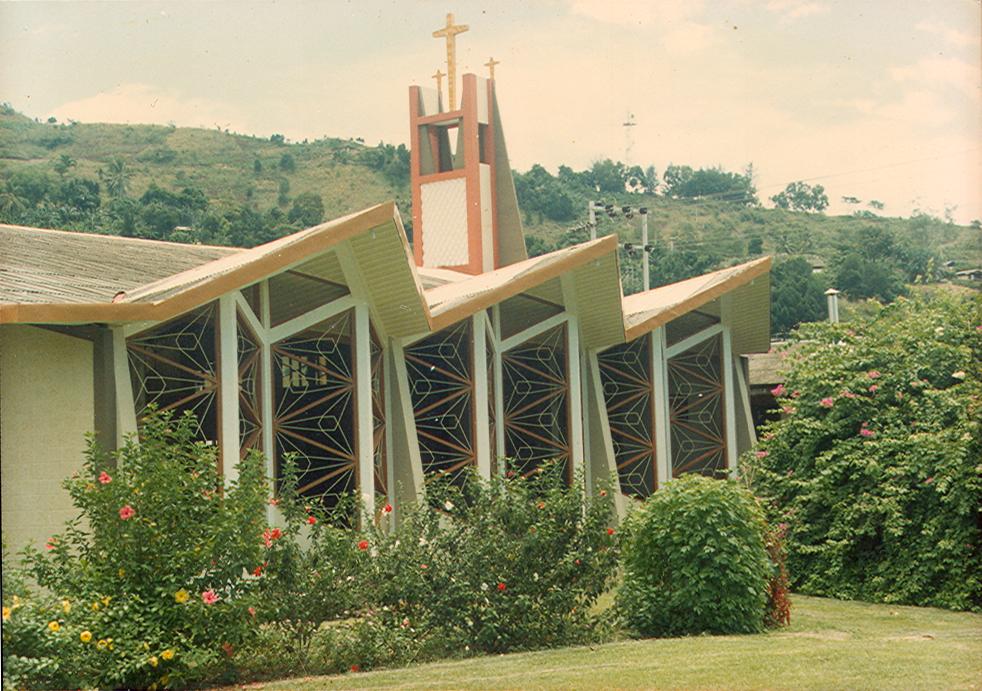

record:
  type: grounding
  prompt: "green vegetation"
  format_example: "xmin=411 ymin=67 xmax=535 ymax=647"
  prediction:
xmin=618 ymin=475 xmax=773 ymax=636
xmin=748 ymin=292 xmax=982 ymax=611
xmin=1 ymin=105 xmax=977 ymax=333
xmin=222 ymin=596 xmax=982 ymax=691
xmin=5 ymin=414 xmax=269 ymax=689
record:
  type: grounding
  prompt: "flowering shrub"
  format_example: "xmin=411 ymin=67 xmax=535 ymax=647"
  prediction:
xmin=617 ymin=474 xmax=773 ymax=636
xmin=368 ymin=466 xmax=620 ymax=656
xmin=747 ymin=292 xmax=981 ymax=611
xmin=255 ymin=459 xmax=374 ymax=668
xmin=7 ymin=412 xmax=269 ymax=689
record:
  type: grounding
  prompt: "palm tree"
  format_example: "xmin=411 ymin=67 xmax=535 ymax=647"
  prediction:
xmin=53 ymin=153 xmax=76 ymax=177
xmin=100 ymin=157 xmax=130 ymax=198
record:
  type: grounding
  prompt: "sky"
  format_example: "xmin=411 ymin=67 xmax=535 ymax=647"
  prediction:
xmin=1 ymin=0 xmax=980 ymax=223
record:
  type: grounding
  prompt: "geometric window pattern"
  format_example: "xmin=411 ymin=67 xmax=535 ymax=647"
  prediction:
xmin=668 ymin=333 xmax=726 ymax=477
xmin=272 ymin=309 xmax=356 ymax=517
xmin=370 ymin=326 xmax=387 ymax=499
xmin=502 ymin=324 xmax=570 ymax=481
xmin=127 ymin=302 xmax=219 ymax=444
xmin=405 ymin=320 xmax=475 ymax=486
xmin=598 ymin=335 xmax=656 ymax=499
xmin=237 ymin=313 xmax=263 ymax=459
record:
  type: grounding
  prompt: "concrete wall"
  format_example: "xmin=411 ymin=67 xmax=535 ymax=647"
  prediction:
xmin=1 ymin=325 xmax=94 ymax=552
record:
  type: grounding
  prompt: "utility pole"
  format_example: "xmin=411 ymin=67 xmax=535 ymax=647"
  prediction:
xmin=640 ymin=207 xmax=649 ymax=291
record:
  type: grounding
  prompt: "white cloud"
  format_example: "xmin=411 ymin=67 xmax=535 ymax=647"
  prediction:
xmin=765 ymin=1 xmax=830 ymax=20
xmin=52 ymin=83 xmax=252 ymax=132
xmin=891 ymin=56 xmax=981 ymax=101
xmin=915 ymin=20 xmax=979 ymax=48
xmin=567 ymin=0 xmax=717 ymax=54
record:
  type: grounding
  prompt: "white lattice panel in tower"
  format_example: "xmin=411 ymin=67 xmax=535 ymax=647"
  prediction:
xmin=479 ymin=164 xmax=493 ymax=271
xmin=421 ymin=177 xmax=469 ymax=267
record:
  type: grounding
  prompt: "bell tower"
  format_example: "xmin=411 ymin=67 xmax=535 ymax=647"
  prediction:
xmin=409 ymin=15 xmax=526 ymax=275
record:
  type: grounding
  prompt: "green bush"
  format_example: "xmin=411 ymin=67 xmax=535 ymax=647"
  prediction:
xmin=617 ymin=474 xmax=772 ymax=636
xmin=367 ymin=466 xmax=620 ymax=656
xmin=4 ymin=413 xmax=269 ymax=689
xmin=747 ymin=292 xmax=982 ymax=611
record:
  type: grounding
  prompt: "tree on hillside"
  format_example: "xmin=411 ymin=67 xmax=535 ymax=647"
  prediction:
xmin=770 ymin=257 xmax=827 ymax=334
xmin=53 ymin=154 xmax=76 ymax=177
xmin=514 ymin=164 xmax=576 ymax=223
xmin=663 ymin=164 xmax=757 ymax=205
xmin=587 ymin=159 xmax=627 ymax=194
xmin=279 ymin=153 xmax=296 ymax=173
xmin=771 ymin=181 xmax=829 ymax=213
xmin=831 ymin=225 xmax=910 ymax=302
xmin=99 ymin=157 xmax=130 ymax=198
xmin=288 ymin=192 xmax=325 ymax=227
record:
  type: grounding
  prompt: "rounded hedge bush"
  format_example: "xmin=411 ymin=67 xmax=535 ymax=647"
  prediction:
xmin=617 ymin=474 xmax=772 ymax=636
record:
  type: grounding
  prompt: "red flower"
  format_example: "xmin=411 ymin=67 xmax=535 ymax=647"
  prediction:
xmin=350 ymin=664 xmax=361 ymax=673
xmin=575 ymin=559 xmax=582 ymax=566
xmin=201 ymin=589 xmax=219 ymax=605
xmin=867 ymin=370 xmax=881 ymax=379
xmin=252 ymin=562 xmax=267 ymax=576
xmin=755 ymin=450 xmax=769 ymax=459
xmin=770 ymin=384 xmax=785 ymax=397
xmin=420 ymin=564 xmax=428 ymax=570
xmin=118 ymin=505 xmax=135 ymax=521
xmin=357 ymin=540 xmax=369 ymax=551
xmin=383 ymin=503 xmax=393 ymax=514
xmin=248 ymin=606 xmax=257 ymax=617
xmin=271 ymin=528 xmax=282 ymax=540
xmin=505 ymin=470 xmax=515 ymax=478
xmin=599 ymin=489 xmax=607 ymax=497
xmin=307 ymin=515 xmax=317 ymax=525
xmin=268 ymin=497 xmax=279 ymax=506
xmin=45 ymin=537 xmax=56 ymax=551
xmin=924 ymin=476 xmax=934 ymax=484
xmin=98 ymin=471 xmax=112 ymax=485
xmin=536 ymin=501 xmax=546 ymax=510
xmin=820 ymin=397 xmax=835 ymax=408
xmin=222 ymin=642 xmax=235 ymax=657
xmin=497 ymin=582 xmax=507 ymax=591
xmin=869 ymin=384 xmax=879 ymax=393
xmin=607 ymin=528 xmax=615 ymax=536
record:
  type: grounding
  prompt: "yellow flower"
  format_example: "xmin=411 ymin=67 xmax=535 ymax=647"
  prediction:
xmin=12 ymin=595 xmax=21 ymax=608
xmin=174 ymin=589 xmax=189 ymax=604
xmin=101 ymin=595 xmax=112 ymax=607
xmin=47 ymin=620 xmax=61 ymax=632
xmin=161 ymin=648 xmax=175 ymax=661
xmin=97 ymin=639 xmax=107 ymax=650
xmin=80 ymin=630 xmax=92 ymax=643
xmin=62 ymin=599 xmax=72 ymax=614
xmin=2 ymin=606 xmax=11 ymax=621
xmin=91 ymin=601 xmax=100 ymax=611
xmin=148 ymin=655 xmax=159 ymax=668
xmin=118 ymin=568 xmax=126 ymax=578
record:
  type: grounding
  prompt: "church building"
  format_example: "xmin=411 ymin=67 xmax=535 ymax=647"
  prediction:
xmin=0 ymin=22 xmax=770 ymax=549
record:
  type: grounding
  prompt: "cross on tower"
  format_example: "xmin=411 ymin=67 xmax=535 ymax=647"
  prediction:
xmin=484 ymin=57 xmax=500 ymax=80
xmin=432 ymin=13 xmax=468 ymax=110
xmin=432 ymin=69 xmax=446 ymax=109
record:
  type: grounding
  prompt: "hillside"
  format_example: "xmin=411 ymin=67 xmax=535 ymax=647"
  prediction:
xmin=1 ymin=106 xmax=978 ymax=321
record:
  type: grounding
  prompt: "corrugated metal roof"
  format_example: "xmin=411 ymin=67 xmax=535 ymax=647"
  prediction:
xmin=0 ymin=224 xmax=237 ymax=305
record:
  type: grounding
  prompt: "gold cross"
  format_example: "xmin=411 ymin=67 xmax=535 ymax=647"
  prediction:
xmin=433 ymin=13 xmax=468 ymax=110
xmin=485 ymin=57 xmax=500 ymax=80
xmin=432 ymin=69 xmax=446 ymax=109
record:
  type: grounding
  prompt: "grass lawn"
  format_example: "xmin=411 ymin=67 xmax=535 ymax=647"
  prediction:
xmin=229 ymin=596 xmax=982 ymax=690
